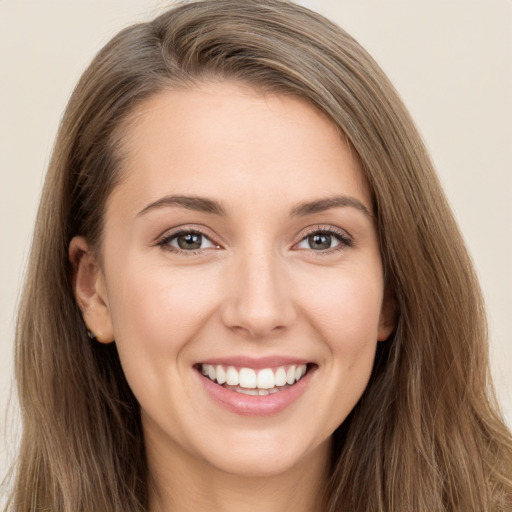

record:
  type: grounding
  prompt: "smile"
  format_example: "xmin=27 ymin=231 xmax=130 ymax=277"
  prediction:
xmin=200 ymin=363 xmax=308 ymax=395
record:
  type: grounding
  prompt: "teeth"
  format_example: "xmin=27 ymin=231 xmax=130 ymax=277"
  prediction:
xmin=239 ymin=368 xmax=257 ymax=389
xmin=286 ymin=366 xmax=296 ymax=385
xmin=275 ymin=367 xmax=287 ymax=386
xmin=200 ymin=363 xmax=308 ymax=390
xmin=216 ymin=365 xmax=226 ymax=385
xmin=226 ymin=366 xmax=239 ymax=386
xmin=237 ymin=388 xmax=259 ymax=396
xmin=256 ymin=368 xmax=275 ymax=389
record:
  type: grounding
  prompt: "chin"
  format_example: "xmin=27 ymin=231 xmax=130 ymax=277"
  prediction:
xmin=198 ymin=432 xmax=331 ymax=479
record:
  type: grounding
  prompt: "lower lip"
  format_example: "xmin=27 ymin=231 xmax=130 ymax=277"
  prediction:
xmin=198 ymin=367 xmax=314 ymax=417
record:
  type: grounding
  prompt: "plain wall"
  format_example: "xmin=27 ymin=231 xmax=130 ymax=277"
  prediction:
xmin=1 ymin=0 xmax=510 ymax=487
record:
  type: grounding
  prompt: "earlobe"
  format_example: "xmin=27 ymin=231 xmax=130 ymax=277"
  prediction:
xmin=377 ymin=285 xmax=396 ymax=342
xmin=69 ymin=236 xmax=114 ymax=344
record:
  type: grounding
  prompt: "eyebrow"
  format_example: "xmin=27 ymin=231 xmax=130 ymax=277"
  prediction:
xmin=137 ymin=195 xmax=227 ymax=217
xmin=290 ymin=196 xmax=374 ymax=218
xmin=137 ymin=194 xmax=373 ymax=219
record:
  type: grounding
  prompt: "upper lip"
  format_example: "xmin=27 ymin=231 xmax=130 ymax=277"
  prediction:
xmin=197 ymin=356 xmax=311 ymax=369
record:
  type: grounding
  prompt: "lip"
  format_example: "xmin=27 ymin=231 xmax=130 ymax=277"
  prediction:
xmin=197 ymin=355 xmax=310 ymax=370
xmin=196 ymin=362 xmax=316 ymax=417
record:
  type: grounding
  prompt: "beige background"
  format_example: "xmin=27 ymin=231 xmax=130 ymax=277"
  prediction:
xmin=1 ymin=0 xmax=511 ymax=486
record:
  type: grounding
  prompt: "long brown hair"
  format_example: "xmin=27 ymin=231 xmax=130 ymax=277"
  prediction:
xmin=7 ymin=1 xmax=512 ymax=510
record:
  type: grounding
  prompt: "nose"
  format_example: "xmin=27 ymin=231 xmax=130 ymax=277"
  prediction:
xmin=220 ymin=248 xmax=297 ymax=339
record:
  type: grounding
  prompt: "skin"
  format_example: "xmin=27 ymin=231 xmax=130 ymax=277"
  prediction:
xmin=70 ymin=82 xmax=394 ymax=512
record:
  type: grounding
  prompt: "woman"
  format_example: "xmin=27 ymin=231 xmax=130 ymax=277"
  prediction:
xmin=7 ymin=0 xmax=512 ymax=510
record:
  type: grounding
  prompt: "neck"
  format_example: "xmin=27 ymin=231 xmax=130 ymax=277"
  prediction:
xmin=146 ymin=435 xmax=331 ymax=512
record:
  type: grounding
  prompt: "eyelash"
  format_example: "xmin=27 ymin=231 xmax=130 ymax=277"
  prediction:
xmin=156 ymin=225 xmax=353 ymax=256
xmin=298 ymin=226 xmax=353 ymax=255
xmin=156 ymin=227 xmax=216 ymax=255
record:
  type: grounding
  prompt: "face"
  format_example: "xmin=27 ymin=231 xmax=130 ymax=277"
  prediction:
xmin=72 ymin=82 xmax=393 ymax=480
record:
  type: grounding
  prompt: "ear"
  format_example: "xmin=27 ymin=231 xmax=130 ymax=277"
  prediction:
xmin=69 ymin=236 xmax=114 ymax=344
xmin=377 ymin=284 xmax=396 ymax=342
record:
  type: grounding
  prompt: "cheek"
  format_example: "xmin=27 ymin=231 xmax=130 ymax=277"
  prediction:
xmin=108 ymin=259 xmax=214 ymax=339
xmin=301 ymin=267 xmax=384 ymax=350
xmin=279 ymin=265 xmax=384 ymax=438
xmin=104 ymin=259 xmax=220 ymax=387
xmin=302 ymin=266 xmax=382 ymax=390
xmin=307 ymin=272 xmax=382 ymax=424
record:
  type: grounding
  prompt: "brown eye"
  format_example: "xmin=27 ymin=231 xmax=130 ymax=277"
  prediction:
xmin=297 ymin=231 xmax=340 ymax=251
xmin=159 ymin=230 xmax=217 ymax=252
xmin=295 ymin=228 xmax=352 ymax=253
xmin=176 ymin=233 xmax=203 ymax=250
xmin=308 ymin=233 xmax=333 ymax=250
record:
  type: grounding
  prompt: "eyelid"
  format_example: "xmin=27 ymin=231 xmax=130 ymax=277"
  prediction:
xmin=293 ymin=225 xmax=353 ymax=253
xmin=156 ymin=225 xmax=222 ymax=254
xmin=155 ymin=223 xmax=353 ymax=255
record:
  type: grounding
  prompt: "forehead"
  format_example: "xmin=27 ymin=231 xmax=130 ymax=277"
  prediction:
xmin=108 ymin=81 xmax=371 ymax=219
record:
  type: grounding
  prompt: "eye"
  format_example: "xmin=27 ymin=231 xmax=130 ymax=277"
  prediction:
xmin=295 ymin=228 xmax=352 ymax=252
xmin=158 ymin=229 xmax=218 ymax=253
